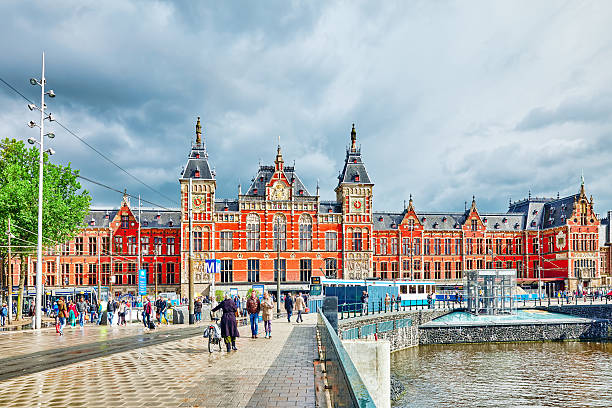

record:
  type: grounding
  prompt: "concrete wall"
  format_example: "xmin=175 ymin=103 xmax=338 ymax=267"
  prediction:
xmin=540 ymin=304 xmax=612 ymax=320
xmin=419 ymin=321 xmax=609 ymax=344
xmin=343 ymin=340 xmax=391 ymax=408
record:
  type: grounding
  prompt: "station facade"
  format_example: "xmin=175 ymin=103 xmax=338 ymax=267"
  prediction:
xmin=8 ymin=119 xmax=607 ymax=297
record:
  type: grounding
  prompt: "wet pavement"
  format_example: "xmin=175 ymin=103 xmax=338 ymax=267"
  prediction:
xmin=0 ymin=314 xmax=318 ymax=407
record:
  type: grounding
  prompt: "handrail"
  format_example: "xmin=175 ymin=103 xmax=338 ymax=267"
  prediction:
xmin=318 ymin=311 xmax=376 ymax=407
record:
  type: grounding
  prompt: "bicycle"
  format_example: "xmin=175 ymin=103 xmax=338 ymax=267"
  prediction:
xmin=204 ymin=316 xmax=222 ymax=353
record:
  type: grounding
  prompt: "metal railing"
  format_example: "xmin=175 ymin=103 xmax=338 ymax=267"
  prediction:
xmin=340 ymin=317 xmax=413 ymax=340
xmin=317 ymin=311 xmax=375 ymax=408
xmin=338 ymin=299 xmax=456 ymax=319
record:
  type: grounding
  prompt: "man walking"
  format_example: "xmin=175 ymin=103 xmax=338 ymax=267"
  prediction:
xmin=246 ymin=291 xmax=261 ymax=338
xmin=194 ymin=297 xmax=202 ymax=322
xmin=77 ymin=296 xmax=87 ymax=328
xmin=143 ymin=297 xmax=153 ymax=328
xmin=106 ymin=297 xmax=115 ymax=325
xmin=284 ymin=293 xmax=294 ymax=323
xmin=361 ymin=291 xmax=369 ymax=313
xmin=294 ymin=292 xmax=306 ymax=323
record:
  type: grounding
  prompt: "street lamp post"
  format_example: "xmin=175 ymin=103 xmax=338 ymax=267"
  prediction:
xmin=28 ymin=52 xmax=56 ymax=330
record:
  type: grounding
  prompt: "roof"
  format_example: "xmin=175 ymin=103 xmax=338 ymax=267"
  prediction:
xmin=373 ymin=211 xmax=526 ymax=231
xmin=84 ymin=209 xmax=181 ymax=229
xmin=337 ymin=147 xmax=372 ymax=186
xmin=180 ymin=145 xmax=215 ymax=180
xmin=509 ymin=195 xmax=577 ymax=229
xmin=215 ymin=200 xmax=239 ymax=212
xmin=319 ymin=201 xmax=342 ymax=214
xmin=245 ymin=165 xmax=311 ymax=197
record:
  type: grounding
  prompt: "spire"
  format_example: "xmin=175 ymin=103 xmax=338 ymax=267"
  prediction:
xmin=407 ymin=194 xmax=414 ymax=211
xmin=470 ymin=195 xmax=477 ymax=212
xmin=275 ymin=136 xmax=284 ymax=171
xmin=350 ymin=123 xmax=357 ymax=151
xmin=580 ymin=171 xmax=586 ymax=196
xmin=195 ymin=116 xmax=202 ymax=146
xmin=316 ymin=179 xmax=320 ymax=197
xmin=238 ymin=182 xmax=242 ymax=196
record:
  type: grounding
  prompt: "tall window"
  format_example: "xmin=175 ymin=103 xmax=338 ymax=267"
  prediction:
xmin=88 ymin=264 xmax=97 ymax=285
xmin=114 ymin=263 xmax=123 ymax=284
xmin=75 ymin=263 xmax=84 ymax=285
xmin=414 ymin=238 xmax=420 ymax=255
xmin=444 ymin=239 xmax=451 ymax=255
xmin=221 ymin=259 xmax=233 ymax=283
xmin=466 ymin=238 xmax=473 ymax=255
xmin=380 ymin=238 xmax=387 ymax=255
xmin=476 ymin=239 xmax=484 ymax=255
xmin=274 ymin=258 xmax=287 ymax=281
xmin=45 ymin=262 xmax=56 ymax=286
xmin=402 ymin=238 xmax=410 ymax=255
xmin=495 ymin=239 xmax=502 ymax=255
xmin=247 ymin=214 xmax=260 ymax=251
xmin=455 ymin=261 xmax=462 ymax=279
xmin=121 ymin=215 xmax=129 ymax=228
xmin=273 ymin=214 xmax=287 ymax=251
xmin=445 ymin=262 xmax=451 ymax=279
xmin=434 ymin=262 xmax=441 ymax=280
xmin=61 ymin=243 xmax=70 ymax=256
xmin=423 ymin=262 xmax=430 ymax=280
xmin=380 ymin=262 xmax=388 ymax=280
xmin=300 ymin=259 xmax=312 ymax=282
xmin=506 ymin=239 xmax=512 ymax=255
xmin=391 ymin=262 xmax=399 ymax=279
xmin=88 ymin=237 xmax=97 ymax=255
xmin=391 ymin=238 xmax=398 ymax=255
xmin=248 ymin=259 xmax=260 ymax=282
xmin=156 ymin=263 xmax=162 ymax=285
xmin=114 ymin=236 xmax=122 ymax=254
xmin=126 ymin=263 xmax=136 ymax=285
xmin=325 ymin=258 xmax=337 ymax=278
xmin=533 ymin=237 xmax=539 ymax=254
xmin=75 ymin=237 xmax=83 ymax=256
xmin=166 ymin=263 xmax=176 ymax=284
xmin=424 ymin=238 xmax=430 ymax=255
xmin=220 ymin=231 xmax=233 ymax=251
xmin=61 ymin=264 xmax=70 ymax=286
xmin=353 ymin=229 xmax=363 ymax=251
xmin=102 ymin=263 xmax=110 ymax=285
xmin=455 ymin=239 xmax=461 ymax=255
xmin=471 ymin=219 xmax=478 ymax=231
xmin=154 ymin=236 xmax=163 ymax=254
xmin=434 ymin=238 xmax=441 ymax=255
xmin=516 ymin=260 xmax=523 ymax=278
xmin=299 ymin=214 xmax=313 ymax=251
xmin=127 ymin=236 xmax=137 ymax=255
xmin=325 ymin=232 xmax=337 ymax=251
xmin=141 ymin=236 xmax=150 ymax=255
xmin=516 ymin=238 xmax=522 ymax=255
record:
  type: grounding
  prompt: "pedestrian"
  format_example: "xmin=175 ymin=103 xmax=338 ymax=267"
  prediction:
xmin=427 ymin=293 xmax=432 ymax=309
xmin=194 ymin=297 xmax=203 ymax=322
xmin=97 ymin=301 xmax=103 ymax=325
xmin=284 ymin=292 xmax=294 ymax=322
xmin=211 ymin=294 xmax=240 ymax=352
xmin=361 ymin=291 xmax=369 ymax=313
xmin=0 ymin=303 xmax=7 ymax=326
xmin=89 ymin=301 xmax=96 ymax=323
xmin=155 ymin=296 xmax=162 ymax=323
xmin=261 ymin=291 xmax=274 ymax=339
xmin=107 ymin=297 xmax=115 ymax=326
xmin=159 ymin=297 xmax=168 ymax=324
xmin=143 ymin=297 xmax=153 ymax=328
xmin=234 ymin=296 xmax=241 ymax=316
xmin=295 ymin=292 xmax=306 ymax=323
xmin=12 ymin=300 xmax=17 ymax=317
xmin=246 ymin=290 xmax=261 ymax=338
xmin=385 ymin=293 xmax=391 ymax=310
xmin=68 ymin=300 xmax=78 ymax=327
xmin=241 ymin=296 xmax=247 ymax=317
xmin=57 ymin=297 xmax=68 ymax=335
xmin=77 ymin=296 xmax=87 ymax=328
xmin=118 ymin=300 xmax=127 ymax=326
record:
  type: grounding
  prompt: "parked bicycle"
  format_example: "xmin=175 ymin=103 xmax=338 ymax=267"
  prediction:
xmin=203 ymin=313 xmax=222 ymax=353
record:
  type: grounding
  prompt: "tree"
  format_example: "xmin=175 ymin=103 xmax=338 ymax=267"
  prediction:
xmin=0 ymin=138 xmax=91 ymax=320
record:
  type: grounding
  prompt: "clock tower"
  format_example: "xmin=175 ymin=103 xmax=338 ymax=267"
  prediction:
xmin=335 ymin=124 xmax=374 ymax=279
xmin=179 ymin=117 xmax=216 ymax=298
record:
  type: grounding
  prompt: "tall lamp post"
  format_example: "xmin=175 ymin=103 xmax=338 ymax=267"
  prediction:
xmin=27 ymin=52 xmax=56 ymax=329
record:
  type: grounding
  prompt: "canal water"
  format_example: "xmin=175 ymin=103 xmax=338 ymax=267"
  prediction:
xmin=391 ymin=341 xmax=612 ymax=407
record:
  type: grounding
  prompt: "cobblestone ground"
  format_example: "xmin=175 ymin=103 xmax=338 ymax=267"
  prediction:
xmin=0 ymin=314 xmax=317 ymax=407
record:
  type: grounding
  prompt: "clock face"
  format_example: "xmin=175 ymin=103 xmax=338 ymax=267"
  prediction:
xmin=192 ymin=195 xmax=205 ymax=210
xmin=270 ymin=181 xmax=290 ymax=201
xmin=350 ymin=197 xmax=365 ymax=213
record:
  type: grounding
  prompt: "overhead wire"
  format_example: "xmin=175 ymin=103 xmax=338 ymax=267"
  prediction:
xmin=0 ymin=76 xmax=180 ymax=207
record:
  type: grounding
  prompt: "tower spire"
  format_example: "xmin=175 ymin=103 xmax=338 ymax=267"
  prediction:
xmin=195 ymin=116 xmax=202 ymax=146
xmin=580 ymin=170 xmax=585 ymax=196
xmin=350 ymin=123 xmax=357 ymax=150
xmin=275 ymin=136 xmax=284 ymax=171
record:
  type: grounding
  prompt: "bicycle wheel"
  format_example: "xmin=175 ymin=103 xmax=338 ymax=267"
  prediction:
xmin=208 ymin=335 xmax=214 ymax=353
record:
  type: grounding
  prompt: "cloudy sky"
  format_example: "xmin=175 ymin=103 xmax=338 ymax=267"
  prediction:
xmin=1 ymin=1 xmax=612 ymax=215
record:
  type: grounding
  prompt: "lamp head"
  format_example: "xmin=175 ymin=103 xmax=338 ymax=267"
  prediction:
xmin=29 ymin=78 xmax=38 ymax=86
xmin=46 ymin=89 xmax=56 ymax=98
xmin=45 ymin=148 xmax=55 ymax=156
xmin=47 ymin=113 xmax=55 ymax=122
xmin=27 ymin=104 xmax=37 ymax=111
xmin=27 ymin=137 xmax=36 ymax=145
xmin=45 ymin=132 xmax=55 ymax=139
xmin=28 ymin=121 xmax=37 ymax=128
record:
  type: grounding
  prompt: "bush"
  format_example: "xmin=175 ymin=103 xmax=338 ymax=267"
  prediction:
xmin=215 ymin=290 xmax=224 ymax=302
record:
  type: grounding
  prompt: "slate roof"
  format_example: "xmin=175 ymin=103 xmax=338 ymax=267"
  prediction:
xmin=373 ymin=211 xmax=526 ymax=231
xmin=245 ymin=165 xmax=311 ymax=197
xmin=508 ymin=195 xmax=578 ymax=230
xmin=319 ymin=201 xmax=342 ymax=214
xmin=180 ymin=146 xmax=214 ymax=180
xmin=85 ymin=208 xmax=181 ymax=229
xmin=215 ymin=200 xmax=239 ymax=212
xmin=337 ymin=147 xmax=372 ymax=185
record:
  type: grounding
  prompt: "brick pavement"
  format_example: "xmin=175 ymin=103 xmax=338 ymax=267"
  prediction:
xmin=0 ymin=313 xmax=318 ymax=408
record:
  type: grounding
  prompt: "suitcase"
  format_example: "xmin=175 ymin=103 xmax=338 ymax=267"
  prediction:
xmin=148 ymin=321 xmax=156 ymax=330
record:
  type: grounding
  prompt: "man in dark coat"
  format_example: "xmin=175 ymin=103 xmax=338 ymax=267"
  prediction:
xmin=284 ymin=293 xmax=294 ymax=322
xmin=212 ymin=294 xmax=240 ymax=351
xmin=246 ymin=291 xmax=261 ymax=339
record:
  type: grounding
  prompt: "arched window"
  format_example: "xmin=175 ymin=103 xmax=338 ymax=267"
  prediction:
xmin=273 ymin=213 xmax=286 ymax=251
xmin=299 ymin=214 xmax=312 ymax=251
xmin=246 ymin=213 xmax=260 ymax=251
xmin=353 ymin=228 xmax=363 ymax=251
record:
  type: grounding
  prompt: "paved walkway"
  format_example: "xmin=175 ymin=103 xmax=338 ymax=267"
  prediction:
xmin=0 ymin=314 xmax=318 ymax=407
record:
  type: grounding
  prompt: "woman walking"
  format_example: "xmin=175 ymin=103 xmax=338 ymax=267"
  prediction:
xmin=211 ymin=294 xmax=240 ymax=352
xmin=68 ymin=300 xmax=78 ymax=327
xmin=118 ymin=300 xmax=127 ymax=326
xmin=261 ymin=292 xmax=274 ymax=339
xmin=57 ymin=297 xmax=68 ymax=335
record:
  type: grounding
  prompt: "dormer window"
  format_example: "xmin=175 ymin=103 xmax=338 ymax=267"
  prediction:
xmin=253 ymin=188 xmax=258 ymax=194
xmin=483 ymin=217 xmax=488 ymax=223
xmin=328 ymin=208 xmax=333 ymax=213
xmin=379 ymin=216 xmax=384 ymax=222
xmin=90 ymin=218 xmax=95 ymax=226
xmin=194 ymin=169 xmax=200 ymax=178
xmin=422 ymin=217 xmax=427 ymax=222
xmin=432 ymin=222 xmax=438 ymax=229
xmin=514 ymin=223 xmax=520 ymax=229
xmin=224 ymin=206 xmax=229 ymax=211
xmin=503 ymin=217 xmax=507 ymax=223
xmin=299 ymin=189 xmax=304 ymax=196
xmin=143 ymin=220 xmax=148 ymax=227
xmin=156 ymin=212 xmax=161 ymax=220
xmin=354 ymin=174 xmax=360 ymax=182
xmin=494 ymin=223 xmax=500 ymax=229
xmin=442 ymin=217 xmax=447 ymax=222
xmin=260 ymin=177 xmax=264 ymax=182
xmin=531 ymin=221 xmax=536 ymax=227
xmin=391 ymin=223 xmax=396 ymax=229
xmin=532 ymin=209 xmax=538 ymax=215
xmin=353 ymin=158 xmax=357 ymax=163
xmin=195 ymin=153 xmax=200 ymax=159
xmin=168 ymin=220 xmax=173 ymax=227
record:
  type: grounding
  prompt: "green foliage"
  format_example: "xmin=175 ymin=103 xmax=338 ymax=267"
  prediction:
xmin=215 ymin=289 xmax=224 ymax=302
xmin=246 ymin=288 xmax=260 ymax=298
xmin=0 ymin=138 xmax=91 ymax=256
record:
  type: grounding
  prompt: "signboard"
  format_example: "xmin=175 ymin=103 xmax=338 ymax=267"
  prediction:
xmin=138 ymin=269 xmax=147 ymax=296
xmin=252 ymin=284 xmax=264 ymax=297
xmin=205 ymin=259 xmax=221 ymax=274
xmin=230 ymin=288 xmax=238 ymax=297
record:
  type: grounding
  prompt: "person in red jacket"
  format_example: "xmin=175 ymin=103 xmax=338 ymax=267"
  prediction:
xmin=246 ymin=291 xmax=261 ymax=338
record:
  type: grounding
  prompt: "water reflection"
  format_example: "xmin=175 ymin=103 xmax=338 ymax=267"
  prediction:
xmin=391 ymin=341 xmax=612 ymax=407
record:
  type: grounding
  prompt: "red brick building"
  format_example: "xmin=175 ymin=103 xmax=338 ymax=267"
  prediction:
xmin=7 ymin=120 xmax=605 ymax=297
